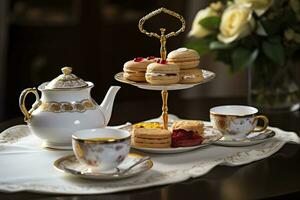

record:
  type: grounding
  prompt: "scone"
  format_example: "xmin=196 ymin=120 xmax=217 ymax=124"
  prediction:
xmin=131 ymin=122 xmax=171 ymax=148
xmin=123 ymin=57 xmax=156 ymax=82
xmin=146 ymin=60 xmax=180 ymax=85
xmin=167 ymin=48 xmax=200 ymax=69
xmin=171 ymin=120 xmax=204 ymax=147
xmin=179 ymin=68 xmax=204 ymax=83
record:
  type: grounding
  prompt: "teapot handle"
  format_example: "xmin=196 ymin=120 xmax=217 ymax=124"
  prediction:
xmin=19 ymin=88 xmax=41 ymax=123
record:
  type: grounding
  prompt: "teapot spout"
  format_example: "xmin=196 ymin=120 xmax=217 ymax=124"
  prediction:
xmin=100 ymin=86 xmax=121 ymax=125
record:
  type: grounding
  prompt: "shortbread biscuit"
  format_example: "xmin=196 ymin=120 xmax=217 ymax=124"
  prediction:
xmin=132 ymin=128 xmax=171 ymax=139
xmin=131 ymin=125 xmax=172 ymax=148
xmin=131 ymin=140 xmax=171 ymax=148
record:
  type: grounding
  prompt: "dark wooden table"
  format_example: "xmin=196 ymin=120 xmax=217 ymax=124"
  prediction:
xmin=1 ymin=97 xmax=300 ymax=200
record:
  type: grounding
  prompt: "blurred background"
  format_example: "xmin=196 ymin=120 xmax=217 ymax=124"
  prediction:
xmin=0 ymin=0 xmax=299 ymax=121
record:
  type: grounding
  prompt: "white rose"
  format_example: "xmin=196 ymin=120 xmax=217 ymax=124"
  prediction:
xmin=235 ymin=0 xmax=273 ymax=16
xmin=218 ymin=3 xmax=255 ymax=44
xmin=188 ymin=7 xmax=218 ymax=38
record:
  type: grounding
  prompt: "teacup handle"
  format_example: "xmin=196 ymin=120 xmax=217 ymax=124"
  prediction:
xmin=252 ymin=115 xmax=269 ymax=132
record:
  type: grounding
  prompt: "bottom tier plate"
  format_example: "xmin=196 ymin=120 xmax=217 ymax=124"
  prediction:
xmin=129 ymin=126 xmax=223 ymax=154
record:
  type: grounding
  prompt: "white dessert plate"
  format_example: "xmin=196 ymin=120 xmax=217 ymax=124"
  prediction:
xmin=54 ymin=153 xmax=153 ymax=180
xmin=114 ymin=70 xmax=216 ymax=91
xmin=213 ymin=129 xmax=276 ymax=147
xmin=124 ymin=126 xmax=222 ymax=154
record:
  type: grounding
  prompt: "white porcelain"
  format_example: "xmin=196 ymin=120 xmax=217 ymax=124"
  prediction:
xmin=214 ymin=129 xmax=275 ymax=147
xmin=72 ymin=128 xmax=131 ymax=172
xmin=19 ymin=67 xmax=121 ymax=149
xmin=210 ymin=105 xmax=269 ymax=140
xmin=114 ymin=70 xmax=216 ymax=91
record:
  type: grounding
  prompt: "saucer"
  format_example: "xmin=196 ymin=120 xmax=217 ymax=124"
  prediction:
xmin=53 ymin=153 xmax=153 ymax=180
xmin=214 ymin=129 xmax=276 ymax=147
xmin=129 ymin=126 xmax=223 ymax=154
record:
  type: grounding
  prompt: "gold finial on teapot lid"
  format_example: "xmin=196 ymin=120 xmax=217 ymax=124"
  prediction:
xmin=45 ymin=66 xmax=88 ymax=89
xmin=62 ymin=66 xmax=72 ymax=75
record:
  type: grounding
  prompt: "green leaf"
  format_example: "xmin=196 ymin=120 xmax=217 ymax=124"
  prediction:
xmin=209 ymin=41 xmax=233 ymax=50
xmin=231 ymin=48 xmax=259 ymax=71
xmin=198 ymin=16 xmax=221 ymax=30
xmin=256 ymin=22 xmax=267 ymax=36
xmin=185 ymin=38 xmax=212 ymax=55
xmin=262 ymin=38 xmax=285 ymax=66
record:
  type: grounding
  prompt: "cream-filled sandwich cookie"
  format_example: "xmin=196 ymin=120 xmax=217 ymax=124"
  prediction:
xmin=167 ymin=48 xmax=200 ymax=69
xmin=123 ymin=57 xmax=156 ymax=82
xmin=146 ymin=60 xmax=180 ymax=85
xmin=179 ymin=68 xmax=204 ymax=84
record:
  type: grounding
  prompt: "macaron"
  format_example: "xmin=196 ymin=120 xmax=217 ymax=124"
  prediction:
xmin=179 ymin=68 xmax=204 ymax=84
xmin=145 ymin=60 xmax=180 ymax=85
xmin=123 ymin=56 xmax=156 ymax=82
xmin=167 ymin=48 xmax=200 ymax=69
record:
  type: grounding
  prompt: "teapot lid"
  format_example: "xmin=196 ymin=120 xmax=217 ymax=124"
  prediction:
xmin=45 ymin=67 xmax=88 ymax=89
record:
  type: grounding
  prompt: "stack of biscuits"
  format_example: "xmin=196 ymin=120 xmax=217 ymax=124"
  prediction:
xmin=167 ymin=48 xmax=203 ymax=83
xmin=131 ymin=122 xmax=171 ymax=148
xmin=123 ymin=48 xmax=203 ymax=85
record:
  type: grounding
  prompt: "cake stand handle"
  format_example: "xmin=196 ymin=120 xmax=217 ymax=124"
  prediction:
xmin=161 ymin=90 xmax=168 ymax=129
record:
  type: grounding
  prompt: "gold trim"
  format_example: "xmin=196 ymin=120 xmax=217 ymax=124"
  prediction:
xmin=138 ymin=7 xmax=185 ymax=61
xmin=210 ymin=112 xmax=256 ymax=118
xmin=39 ymin=99 xmax=96 ymax=113
xmin=38 ymin=82 xmax=94 ymax=91
xmin=19 ymin=88 xmax=41 ymax=123
xmin=252 ymin=115 xmax=269 ymax=132
xmin=72 ymin=135 xmax=131 ymax=144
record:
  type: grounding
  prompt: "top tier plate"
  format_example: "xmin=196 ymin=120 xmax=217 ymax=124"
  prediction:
xmin=114 ymin=69 xmax=215 ymax=91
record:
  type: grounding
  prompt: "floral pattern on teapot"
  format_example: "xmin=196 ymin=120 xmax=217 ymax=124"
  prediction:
xmin=39 ymin=99 xmax=97 ymax=113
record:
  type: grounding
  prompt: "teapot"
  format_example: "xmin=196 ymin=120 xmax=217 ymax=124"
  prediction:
xmin=19 ymin=67 xmax=121 ymax=149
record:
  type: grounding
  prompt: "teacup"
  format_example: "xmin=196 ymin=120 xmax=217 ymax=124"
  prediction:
xmin=210 ymin=105 xmax=269 ymax=140
xmin=72 ymin=128 xmax=131 ymax=172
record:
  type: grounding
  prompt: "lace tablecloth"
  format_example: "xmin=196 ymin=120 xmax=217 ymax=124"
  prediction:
xmin=0 ymin=116 xmax=299 ymax=194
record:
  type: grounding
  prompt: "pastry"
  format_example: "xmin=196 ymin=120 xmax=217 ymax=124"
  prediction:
xmin=145 ymin=59 xmax=180 ymax=85
xmin=167 ymin=48 xmax=200 ymax=69
xmin=179 ymin=68 xmax=204 ymax=83
xmin=131 ymin=122 xmax=171 ymax=148
xmin=123 ymin=57 xmax=156 ymax=82
xmin=171 ymin=120 xmax=204 ymax=147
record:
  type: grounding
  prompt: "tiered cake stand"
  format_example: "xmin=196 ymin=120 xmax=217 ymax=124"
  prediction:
xmin=115 ymin=8 xmax=216 ymax=129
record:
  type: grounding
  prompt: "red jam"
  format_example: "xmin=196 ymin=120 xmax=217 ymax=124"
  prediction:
xmin=156 ymin=59 xmax=167 ymax=64
xmin=171 ymin=129 xmax=203 ymax=147
xmin=134 ymin=57 xmax=144 ymax=62
xmin=147 ymin=56 xmax=156 ymax=60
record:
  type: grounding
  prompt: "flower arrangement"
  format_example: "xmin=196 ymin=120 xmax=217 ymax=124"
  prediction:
xmin=187 ymin=0 xmax=300 ymax=111
xmin=188 ymin=0 xmax=300 ymax=71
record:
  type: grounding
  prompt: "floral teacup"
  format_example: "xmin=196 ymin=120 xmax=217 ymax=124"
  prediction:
xmin=72 ymin=128 xmax=131 ymax=172
xmin=210 ymin=105 xmax=269 ymax=140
